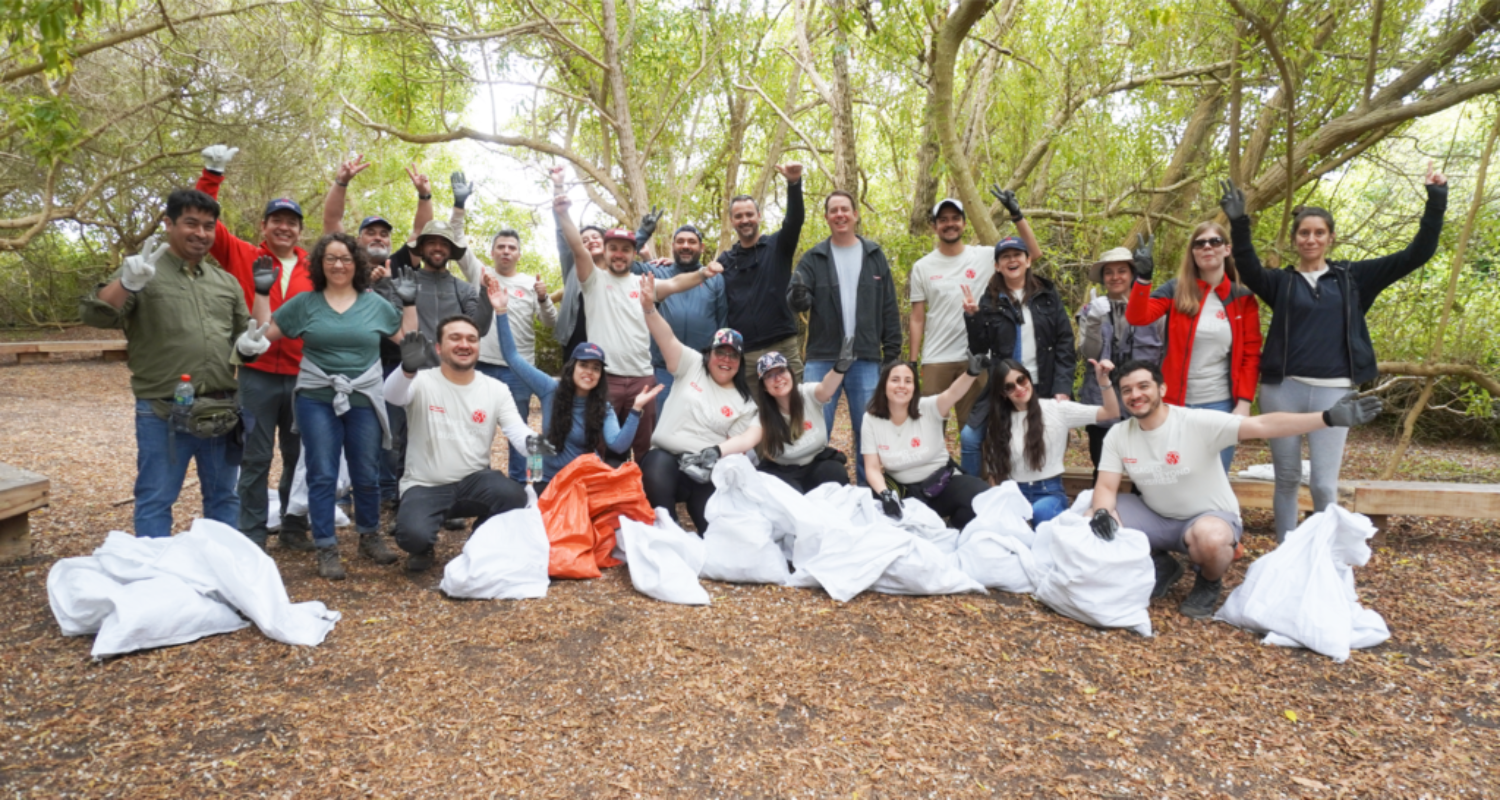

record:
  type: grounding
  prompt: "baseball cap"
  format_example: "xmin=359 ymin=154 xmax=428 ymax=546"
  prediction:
xmin=357 ymin=215 xmax=392 ymax=233
xmin=1089 ymin=246 xmax=1134 ymax=283
xmin=993 ymin=236 xmax=1029 ymax=258
xmin=756 ymin=351 xmax=789 ymax=378
xmin=602 ymin=228 xmax=636 ymax=244
xmin=711 ymin=328 xmax=744 ymax=354
xmin=930 ymin=198 xmax=964 ymax=218
xmin=571 ymin=342 xmax=606 ymax=362
xmin=263 ymin=198 xmax=304 ymax=220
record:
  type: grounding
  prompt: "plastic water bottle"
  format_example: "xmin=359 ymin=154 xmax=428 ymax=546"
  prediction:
xmin=526 ymin=449 xmax=544 ymax=484
xmin=172 ymin=374 xmax=194 ymax=429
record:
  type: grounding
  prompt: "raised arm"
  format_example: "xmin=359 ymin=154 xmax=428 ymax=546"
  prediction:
xmin=448 ymin=205 xmax=486 ymax=285
xmin=1124 ymin=278 xmax=1173 ymax=326
xmin=1238 ymin=392 xmax=1381 ymax=442
xmin=1087 ymin=358 xmax=1119 ymax=423
xmin=772 ymin=164 xmax=805 ymax=264
xmin=323 ymin=154 xmax=371 ymax=235
xmin=553 ymin=195 xmax=594 ymax=284
xmin=406 ymin=164 xmax=433 ymax=242
xmin=935 ymin=355 xmax=984 ymax=417
xmin=1353 ymin=167 xmax=1449 ymax=300
xmin=485 ymin=275 xmax=558 ymax=399
xmin=638 ymin=272 xmax=683 ymax=372
xmin=813 ymin=337 xmax=853 ymax=403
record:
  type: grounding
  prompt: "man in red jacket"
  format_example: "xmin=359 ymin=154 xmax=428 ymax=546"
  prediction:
xmin=195 ymin=144 xmax=316 ymax=550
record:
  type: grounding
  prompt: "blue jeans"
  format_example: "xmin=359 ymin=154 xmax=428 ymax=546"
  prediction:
xmin=479 ymin=362 xmax=533 ymax=482
xmin=654 ymin=366 xmax=674 ymax=419
xmin=960 ymin=423 xmax=983 ymax=477
xmin=295 ymin=395 xmax=382 ymax=547
xmin=133 ymin=399 xmax=241 ymax=538
xmin=1017 ymin=476 xmax=1068 ymax=526
xmin=1187 ymin=399 xmax=1237 ymax=473
xmin=804 ymin=359 xmax=880 ymax=486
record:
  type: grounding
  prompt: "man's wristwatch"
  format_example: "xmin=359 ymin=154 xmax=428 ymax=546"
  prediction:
xmin=418 ymin=193 xmax=432 ymax=200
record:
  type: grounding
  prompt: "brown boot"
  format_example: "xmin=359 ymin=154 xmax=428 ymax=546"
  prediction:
xmin=317 ymin=546 xmax=346 ymax=580
xmin=359 ymin=531 xmax=399 ymax=565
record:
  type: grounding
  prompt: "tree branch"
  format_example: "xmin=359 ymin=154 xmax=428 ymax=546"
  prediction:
xmin=1378 ymin=362 xmax=1500 ymax=397
xmin=732 ymin=79 xmax=832 ymax=178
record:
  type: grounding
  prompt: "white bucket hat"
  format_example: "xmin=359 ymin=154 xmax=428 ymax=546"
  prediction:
xmin=1088 ymin=246 xmax=1134 ymax=283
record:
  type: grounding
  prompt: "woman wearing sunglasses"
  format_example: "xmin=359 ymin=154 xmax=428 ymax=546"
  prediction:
xmin=979 ymin=357 xmax=1118 ymax=524
xmin=1218 ymin=166 xmax=1447 ymax=541
xmin=1125 ymin=221 xmax=1262 ymax=472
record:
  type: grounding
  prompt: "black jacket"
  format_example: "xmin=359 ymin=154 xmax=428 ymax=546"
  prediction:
xmin=788 ymin=236 xmax=903 ymax=363
xmin=1232 ymin=183 xmax=1447 ymax=385
xmin=963 ymin=274 xmax=1076 ymax=426
xmin=713 ymin=180 xmax=805 ymax=350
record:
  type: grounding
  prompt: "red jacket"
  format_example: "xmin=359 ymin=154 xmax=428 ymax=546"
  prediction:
xmin=196 ymin=169 xmax=311 ymax=376
xmin=1125 ymin=276 xmax=1261 ymax=406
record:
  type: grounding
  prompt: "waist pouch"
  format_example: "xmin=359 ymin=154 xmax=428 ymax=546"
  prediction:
xmin=895 ymin=459 xmax=959 ymax=500
xmin=150 ymin=394 xmax=242 ymax=439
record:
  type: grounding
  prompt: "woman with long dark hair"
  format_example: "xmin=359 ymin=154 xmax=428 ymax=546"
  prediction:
xmin=1219 ymin=166 xmax=1447 ymax=540
xmin=636 ymin=273 xmax=760 ymax=534
xmin=1125 ymin=220 xmax=1261 ymax=471
xmin=240 ymin=232 xmax=413 ymax=579
xmin=980 ymin=357 xmax=1118 ymax=524
xmin=863 ymin=357 xmax=989 ymax=529
xmin=749 ymin=342 xmax=852 ymax=492
xmin=484 ymin=276 xmax=659 ymax=493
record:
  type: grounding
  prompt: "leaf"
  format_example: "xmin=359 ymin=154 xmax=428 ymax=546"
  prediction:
xmin=1284 ymin=709 xmax=1299 ymax=723
xmin=1291 ymin=776 xmax=1328 ymax=791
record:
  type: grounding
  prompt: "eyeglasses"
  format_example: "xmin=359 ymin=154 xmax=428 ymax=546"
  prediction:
xmin=1190 ymin=237 xmax=1227 ymax=250
xmin=1004 ymin=375 xmax=1030 ymax=394
xmin=323 ymin=255 xmax=356 ymax=265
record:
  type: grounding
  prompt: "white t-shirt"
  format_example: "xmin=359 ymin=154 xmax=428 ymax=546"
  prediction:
xmin=1003 ymin=399 xmax=1099 ymax=483
xmin=909 ymin=245 xmax=992 ymax=363
xmin=1184 ymin=291 xmax=1232 ymax=405
xmin=1012 ymin=290 xmax=1038 ymax=380
xmin=1099 ymin=406 xmax=1242 ymax=520
xmin=650 ymin=354 xmax=758 ymax=454
xmin=769 ymin=384 xmax=829 ymax=466
xmin=580 ymin=268 xmax=653 ymax=378
xmin=397 ymin=371 xmax=529 ymax=494
xmin=481 ymin=270 xmax=552 ymax=367
xmin=1299 ymin=267 xmax=1328 ymax=288
xmin=861 ymin=396 xmax=951 ymax=485
xmin=831 ymin=241 xmax=862 ymax=338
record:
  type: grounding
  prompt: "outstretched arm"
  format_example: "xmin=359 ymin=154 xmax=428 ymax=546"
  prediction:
xmin=638 ymin=272 xmax=683 ymax=373
xmin=1239 ymin=393 xmax=1381 ymax=441
xmin=554 ymin=195 xmax=595 ymax=284
xmin=654 ymin=260 xmax=723 ymax=300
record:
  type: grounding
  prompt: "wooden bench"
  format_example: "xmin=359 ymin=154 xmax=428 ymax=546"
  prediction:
xmin=0 ymin=340 xmax=128 ymax=364
xmin=0 ymin=463 xmax=49 ymax=561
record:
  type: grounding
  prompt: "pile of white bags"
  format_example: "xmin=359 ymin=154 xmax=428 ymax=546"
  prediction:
xmin=1215 ymin=505 xmax=1389 ymax=661
xmin=618 ymin=511 xmax=711 ymax=606
xmin=439 ymin=504 xmax=551 ymax=600
xmin=48 ymin=519 xmax=341 ymax=658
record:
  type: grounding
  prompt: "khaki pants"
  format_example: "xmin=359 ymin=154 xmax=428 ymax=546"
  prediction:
xmin=921 ymin=361 xmax=986 ymax=430
xmin=741 ymin=332 xmax=804 ymax=384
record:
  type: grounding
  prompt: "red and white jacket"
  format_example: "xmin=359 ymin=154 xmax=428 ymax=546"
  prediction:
xmin=1125 ymin=275 xmax=1261 ymax=407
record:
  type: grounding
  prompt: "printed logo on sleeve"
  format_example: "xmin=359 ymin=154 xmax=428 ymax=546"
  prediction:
xmin=803 ymin=420 xmax=813 ymax=431
xmin=930 ymin=274 xmax=943 ymax=281
xmin=689 ymin=381 xmax=703 ymax=393
xmin=471 ymin=410 xmax=487 ymax=424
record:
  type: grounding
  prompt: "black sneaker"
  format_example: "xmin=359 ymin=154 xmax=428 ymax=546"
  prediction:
xmin=317 ymin=546 xmax=347 ymax=581
xmin=406 ymin=547 xmax=436 ymax=573
xmin=1178 ymin=574 xmax=1223 ymax=619
xmin=1151 ymin=552 xmax=1185 ymax=599
xmin=279 ymin=515 xmax=315 ymax=551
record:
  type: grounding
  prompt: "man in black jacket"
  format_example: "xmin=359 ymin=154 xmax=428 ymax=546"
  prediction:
xmin=787 ymin=190 xmax=902 ymax=486
xmin=714 ymin=163 xmax=805 ymax=382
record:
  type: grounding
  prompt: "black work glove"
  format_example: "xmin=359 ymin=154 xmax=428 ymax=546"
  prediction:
xmin=988 ymin=184 xmax=1023 ymax=221
xmin=966 ymin=351 xmax=992 ymax=377
xmin=399 ymin=330 xmax=439 ymax=373
xmin=1218 ymin=178 xmax=1247 ymax=221
xmin=787 ymin=272 xmax=812 ymax=312
xmin=878 ymin=489 xmax=903 ymax=520
xmin=639 ymin=206 xmax=666 ymax=241
xmin=678 ymin=445 xmax=721 ymax=484
xmin=392 ymin=264 xmax=419 ymax=307
xmin=451 ymin=171 xmax=475 ymax=209
xmin=1322 ymin=392 xmax=1382 ymax=428
xmin=251 ymin=255 xmax=276 ymax=296
xmin=1090 ymin=508 xmax=1119 ymax=542
xmin=833 ymin=336 xmax=856 ymax=374
xmin=525 ymin=434 xmax=557 ymax=457
xmin=1131 ymin=233 xmax=1154 ymax=283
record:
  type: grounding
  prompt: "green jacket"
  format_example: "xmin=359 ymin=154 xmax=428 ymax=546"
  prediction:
xmin=80 ymin=251 xmax=248 ymax=399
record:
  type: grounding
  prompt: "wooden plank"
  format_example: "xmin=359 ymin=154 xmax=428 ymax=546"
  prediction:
xmin=14 ymin=352 xmax=49 ymax=364
xmin=37 ymin=340 xmax=127 ymax=353
xmin=0 ymin=514 xmax=30 ymax=562
xmin=1348 ymin=480 xmax=1500 ymax=520
xmin=0 ymin=342 xmax=42 ymax=354
xmin=103 ymin=349 xmax=129 ymax=362
xmin=0 ymin=463 xmax=50 ymax=520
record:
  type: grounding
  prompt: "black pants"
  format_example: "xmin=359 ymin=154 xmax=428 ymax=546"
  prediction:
xmin=757 ymin=454 xmax=850 ymax=493
xmin=1086 ymin=424 xmax=1108 ymax=483
xmin=640 ymin=449 xmax=715 ymax=535
xmin=394 ymin=470 xmax=528 ymax=554
xmin=904 ymin=473 xmax=987 ymax=529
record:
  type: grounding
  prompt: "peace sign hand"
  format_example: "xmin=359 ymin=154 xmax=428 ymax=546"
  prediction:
xmin=335 ymin=154 xmax=370 ymax=186
xmin=960 ymin=284 xmax=979 ymax=315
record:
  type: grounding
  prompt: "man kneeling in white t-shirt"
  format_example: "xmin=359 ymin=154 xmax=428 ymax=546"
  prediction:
xmin=384 ymin=314 xmax=539 ymax=572
xmin=1091 ymin=359 xmax=1381 ymax=619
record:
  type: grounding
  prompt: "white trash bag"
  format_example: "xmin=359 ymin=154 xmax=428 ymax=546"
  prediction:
xmin=872 ymin=534 xmax=987 ymax=597
xmin=1032 ymin=510 xmax=1154 ymax=637
xmin=953 ymin=483 xmax=1042 ymax=593
xmin=1215 ymin=505 xmax=1389 ymax=662
xmin=439 ymin=505 xmax=551 ymax=600
xmin=619 ymin=510 xmax=710 ymax=606
xmin=701 ymin=458 xmax=790 ymax=585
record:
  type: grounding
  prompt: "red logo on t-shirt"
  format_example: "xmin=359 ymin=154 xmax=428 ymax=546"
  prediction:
xmin=1216 ymin=310 xmax=1228 ymax=320
xmin=803 ymin=420 xmax=813 ymax=431
xmin=429 ymin=405 xmax=446 ymax=414
xmin=1123 ymin=457 xmax=1137 ymax=464
xmin=629 ymin=291 xmax=639 ymax=299
xmin=472 ymin=410 xmax=487 ymax=424
xmin=930 ymin=274 xmax=943 ymax=281
xmin=512 ymin=289 xmax=526 ymax=299
xmin=965 ymin=269 xmax=976 ymax=279
xmin=720 ymin=406 xmax=733 ymax=417
xmin=911 ymin=437 xmax=921 ymax=448
xmin=689 ymin=382 xmax=702 ymax=393
xmin=1166 ymin=451 xmax=1180 ymax=465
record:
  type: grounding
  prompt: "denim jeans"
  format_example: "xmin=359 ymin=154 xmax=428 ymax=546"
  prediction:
xmin=295 ymin=395 xmax=382 ymax=547
xmin=1186 ymin=399 xmax=1236 ymax=473
xmin=804 ymin=359 xmax=881 ymax=486
xmin=959 ymin=423 xmax=983 ymax=477
xmin=478 ymin=362 xmax=533 ymax=482
xmin=1017 ymin=475 xmax=1069 ymax=526
xmin=133 ymin=399 xmax=241 ymax=538
xmin=654 ymin=366 xmax=674 ymax=419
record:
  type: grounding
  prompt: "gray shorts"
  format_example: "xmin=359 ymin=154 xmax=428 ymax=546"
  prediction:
xmin=1115 ymin=493 xmax=1242 ymax=554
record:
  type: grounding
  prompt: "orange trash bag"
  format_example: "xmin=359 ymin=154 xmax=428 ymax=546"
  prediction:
xmin=538 ymin=455 xmax=654 ymax=579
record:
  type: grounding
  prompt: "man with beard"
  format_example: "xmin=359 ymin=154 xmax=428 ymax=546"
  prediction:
xmin=558 ymin=194 xmax=724 ymax=460
xmin=1090 ymin=359 xmax=1382 ymax=620
xmin=633 ymin=224 xmax=726 ymax=416
xmin=713 ymin=163 xmax=805 ymax=382
xmin=382 ymin=314 xmax=536 ymax=573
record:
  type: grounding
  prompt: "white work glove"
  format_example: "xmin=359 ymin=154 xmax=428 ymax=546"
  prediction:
xmin=201 ymin=144 xmax=239 ymax=173
xmin=1086 ymin=295 xmax=1111 ymax=318
xmin=236 ymin=321 xmax=272 ymax=358
xmin=120 ymin=237 xmax=170 ymax=293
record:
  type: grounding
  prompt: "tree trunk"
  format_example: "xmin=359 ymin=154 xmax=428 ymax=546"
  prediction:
xmin=598 ymin=0 xmax=649 ymax=221
xmin=827 ymin=0 xmax=859 ymax=191
xmin=932 ymin=0 xmax=1000 ymax=245
xmin=1124 ymin=86 xmax=1226 ymax=244
xmin=907 ymin=64 xmax=942 ymax=234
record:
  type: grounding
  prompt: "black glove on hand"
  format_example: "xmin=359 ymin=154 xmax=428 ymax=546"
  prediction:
xmin=1131 ymin=233 xmax=1154 ymax=283
xmin=525 ymin=434 xmax=557 ymax=457
xmin=639 ymin=206 xmax=665 ymax=241
xmin=988 ymin=184 xmax=1023 ymax=221
xmin=399 ymin=331 xmax=439 ymax=373
xmin=451 ymin=171 xmax=475 ymax=209
xmin=392 ymin=264 xmax=419 ymax=307
xmin=1090 ymin=508 xmax=1119 ymax=542
xmin=251 ymin=255 xmax=276 ymax=296
xmin=787 ymin=273 xmax=812 ymax=312
xmin=878 ymin=489 xmax=903 ymax=520
xmin=967 ymin=351 xmax=992 ymax=377
xmin=1218 ymin=178 xmax=1247 ymax=220
xmin=833 ymin=336 xmax=856 ymax=374
xmin=1322 ymin=392 xmax=1382 ymax=428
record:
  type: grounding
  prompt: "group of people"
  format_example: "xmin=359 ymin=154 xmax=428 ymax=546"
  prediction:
xmin=86 ymin=143 xmax=1447 ymax=619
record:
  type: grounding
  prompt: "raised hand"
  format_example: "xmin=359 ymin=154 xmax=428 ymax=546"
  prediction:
xmin=236 ymin=321 xmax=272 ymax=357
xmin=392 ymin=264 xmax=419 ymax=307
xmin=967 ymin=351 xmax=992 ymax=377
xmin=959 ymin=284 xmax=979 ymax=315
xmin=549 ymin=165 xmax=566 ymax=196
xmin=1218 ymin=178 xmax=1246 ymax=220
xmin=484 ymin=272 xmax=510 ymax=315
xmin=1425 ymin=160 xmax=1448 ymax=186
xmin=1131 ymin=233 xmax=1155 ymax=283
xmin=988 ymin=184 xmax=1023 ymax=221
xmin=370 ymin=261 xmax=391 ymax=283
xmin=632 ymin=383 xmax=665 ymax=412
xmin=335 ymin=154 xmax=370 ymax=186
xmin=1088 ymin=358 xmax=1115 ymax=387
xmin=638 ymin=272 xmax=657 ymax=314
xmin=120 ymin=236 xmax=170 ymax=293
xmin=1323 ymin=392 xmax=1382 ymax=428
xmin=833 ymin=336 xmax=856 ymax=374
xmin=451 ymin=171 xmax=475 ymax=209
xmin=533 ymin=276 xmax=548 ymax=302
xmin=399 ymin=330 xmax=440 ymax=373
xmin=405 ymin=164 xmax=431 ymax=197
xmin=251 ymin=255 xmax=276 ymax=296
xmin=553 ymin=193 xmax=572 ymax=213
xmin=639 ymin=206 xmax=666 ymax=240
xmin=775 ymin=162 xmax=804 ymax=183
xmin=201 ymin=144 xmax=238 ymax=173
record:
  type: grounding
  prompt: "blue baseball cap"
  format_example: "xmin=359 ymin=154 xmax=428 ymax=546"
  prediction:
xmin=263 ymin=197 xmax=304 ymax=220
xmin=357 ymin=215 xmax=392 ymax=233
xmin=711 ymin=328 xmax=744 ymax=354
xmin=571 ymin=342 xmax=606 ymax=363
xmin=756 ymin=351 xmax=789 ymax=378
xmin=993 ymin=236 xmax=1028 ymax=257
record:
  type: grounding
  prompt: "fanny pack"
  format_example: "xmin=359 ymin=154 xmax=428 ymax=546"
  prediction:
xmin=150 ymin=394 xmax=242 ymax=439
xmin=895 ymin=460 xmax=959 ymax=500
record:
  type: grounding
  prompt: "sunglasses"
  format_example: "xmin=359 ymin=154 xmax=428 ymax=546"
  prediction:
xmin=1004 ymin=375 xmax=1030 ymax=394
xmin=1191 ymin=237 xmax=1227 ymax=250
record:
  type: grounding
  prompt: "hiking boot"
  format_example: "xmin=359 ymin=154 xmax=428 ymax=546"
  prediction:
xmin=442 ymin=517 xmax=467 ymax=531
xmin=317 ymin=546 xmax=346 ymax=581
xmin=359 ymin=531 xmax=399 ymax=565
xmin=279 ymin=514 xmax=315 ymax=551
xmin=1178 ymin=574 xmax=1223 ymax=619
xmin=406 ymin=547 xmax=436 ymax=573
xmin=1151 ymin=552 xmax=1186 ymax=599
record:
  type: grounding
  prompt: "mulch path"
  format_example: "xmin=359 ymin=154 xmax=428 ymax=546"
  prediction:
xmin=2 ymin=354 xmax=1497 ymax=798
